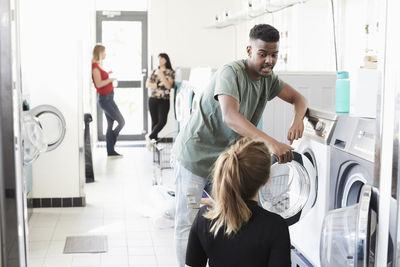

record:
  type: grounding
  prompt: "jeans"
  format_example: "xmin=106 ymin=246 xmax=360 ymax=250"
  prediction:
xmin=98 ymin=92 xmax=125 ymax=155
xmin=148 ymin=97 xmax=170 ymax=140
xmin=174 ymin=161 xmax=210 ymax=267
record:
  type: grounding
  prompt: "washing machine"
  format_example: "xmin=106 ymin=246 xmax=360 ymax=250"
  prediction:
xmin=259 ymin=108 xmax=338 ymax=267
xmin=320 ymin=116 xmax=394 ymax=266
xmin=327 ymin=116 xmax=377 ymax=210
xmin=175 ymin=80 xmax=194 ymax=129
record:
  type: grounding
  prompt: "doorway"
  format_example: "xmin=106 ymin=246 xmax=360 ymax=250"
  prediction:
xmin=96 ymin=11 xmax=148 ymax=141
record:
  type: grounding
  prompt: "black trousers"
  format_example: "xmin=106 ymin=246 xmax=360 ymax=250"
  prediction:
xmin=149 ymin=97 xmax=170 ymax=140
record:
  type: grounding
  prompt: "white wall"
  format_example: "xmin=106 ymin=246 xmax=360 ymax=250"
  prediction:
xmin=20 ymin=0 xmax=94 ymax=198
xmin=149 ymin=0 xmax=236 ymax=69
xmin=96 ymin=0 xmax=147 ymax=11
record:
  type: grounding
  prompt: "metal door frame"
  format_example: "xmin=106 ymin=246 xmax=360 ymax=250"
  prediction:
xmin=96 ymin=11 xmax=148 ymax=141
xmin=0 ymin=0 xmax=28 ymax=265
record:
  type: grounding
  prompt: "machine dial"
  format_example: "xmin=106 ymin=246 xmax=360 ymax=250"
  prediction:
xmin=314 ymin=121 xmax=325 ymax=131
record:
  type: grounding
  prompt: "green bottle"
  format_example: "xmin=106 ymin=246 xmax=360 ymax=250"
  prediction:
xmin=335 ymin=71 xmax=350 ymax=114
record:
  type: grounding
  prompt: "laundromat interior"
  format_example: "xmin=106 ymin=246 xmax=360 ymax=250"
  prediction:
xmin=0 ymin=0 xmax=400 ymax=266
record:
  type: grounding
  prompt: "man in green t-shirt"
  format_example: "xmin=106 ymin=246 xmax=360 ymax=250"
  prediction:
xmin=172 ymin=24 xmax=307 ymax=266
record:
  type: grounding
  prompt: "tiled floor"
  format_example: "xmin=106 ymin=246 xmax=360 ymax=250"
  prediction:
xmin=28 ymin=145 xmax=177 ymax=267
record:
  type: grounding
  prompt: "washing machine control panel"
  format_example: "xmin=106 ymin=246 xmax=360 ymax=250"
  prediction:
xmin=349 ymin=118 xmax=376 ymax=162
xmin=303 ymin=117 xmax=336 ymax=144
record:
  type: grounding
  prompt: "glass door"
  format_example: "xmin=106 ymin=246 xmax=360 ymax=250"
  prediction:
xmin=96 ymin=11 xmax=148 ymax=141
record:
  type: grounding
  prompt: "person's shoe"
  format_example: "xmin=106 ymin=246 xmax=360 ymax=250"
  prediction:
xmin=150 ymin=139 xmax=158 ymax=152
xmin=145 ymin=134 xmax=152 ymax=151
xmin=108 ymin=151 xmax=123 ymax=158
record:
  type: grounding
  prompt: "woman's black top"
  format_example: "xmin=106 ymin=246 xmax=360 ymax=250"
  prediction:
xmin=186 ymin=200 xmax=291 ymax=267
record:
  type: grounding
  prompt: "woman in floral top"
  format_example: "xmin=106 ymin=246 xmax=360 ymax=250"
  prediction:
xmin=145 ymin=53 xmax=175 ymax=149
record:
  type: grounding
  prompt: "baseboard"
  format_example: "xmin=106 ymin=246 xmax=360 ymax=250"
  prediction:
xmin=32 ymin=196 xmax=86 ymax=208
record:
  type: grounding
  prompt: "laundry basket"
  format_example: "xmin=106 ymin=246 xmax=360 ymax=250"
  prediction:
xmin=152 ymin=138 xmax=173 ymax=169
xmin=152 ymin=138 xmax=174 ymax=185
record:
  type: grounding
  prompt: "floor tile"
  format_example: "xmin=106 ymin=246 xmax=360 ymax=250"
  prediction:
xmin=29 ymin=227 xmax=54 ymax=242
xmin=29 ymin=146 xmax=177 ymax=267
xmin=46 ymin=240 xmax=66 ymax=256
xmin=28 ymin=241 xmax=49 ymax=258
xmin=129 ymin=255 xmax=157 ymax=265
xmin=156 ymin=254 xmax=178 ymax=265
xmin=42 ymin=255 xmax=73 ymax=267
xmin=101 ymin=254 xmax=129 ymax=265
xmin=127 ymin=246 xmax=154 ymax=256
xmin=28 ymin=257 xmax=44 ymax=267
xmin=71 ymin=254 xmax=101 ymax=266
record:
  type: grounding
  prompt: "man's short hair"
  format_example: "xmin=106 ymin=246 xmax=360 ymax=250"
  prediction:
xmin=249 ymin=24 xmax=280 ymax=43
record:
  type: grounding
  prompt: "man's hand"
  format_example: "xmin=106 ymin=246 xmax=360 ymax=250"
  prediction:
xmin=287 ymin=118 xmax=304 ymax=145
xmin=277 ymin=83 xmax=307 ymax=145
xmin=268 ymin=139 xmax=294 ymax=163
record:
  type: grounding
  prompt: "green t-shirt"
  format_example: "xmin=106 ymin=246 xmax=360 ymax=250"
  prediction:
xmin=172 ymin=59 xmax=285 ymax=178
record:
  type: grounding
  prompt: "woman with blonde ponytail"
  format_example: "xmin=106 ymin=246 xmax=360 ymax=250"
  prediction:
xmin=91 ymin=44 xmax=125 ymax=156
xmin=185 ymin=138 xmax=291 ymax=267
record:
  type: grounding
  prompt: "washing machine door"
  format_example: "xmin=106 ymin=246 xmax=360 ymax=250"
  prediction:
xmin=175 ymin=89 xmax=184 ymax=123
xmin=175 ymin=81 xmax=194 ymax=127
xmin=29 ymin=105 xmax=66 ymax=151
xmin=22 ymin=113 xmax=48 ymax=165
xmin=320 ymin=184 xmax=377 ymax=267
xmin=22 ymin=105 xmax=66 ymax=165
xmin=259 ymin=151 xmax=317 ymax=226
xmin=335 ymin=161 xmax=372 ymax=209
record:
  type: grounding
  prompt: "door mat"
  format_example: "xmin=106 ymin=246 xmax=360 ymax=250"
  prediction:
xmin=63 ymin=235 xmax=108 ymax=254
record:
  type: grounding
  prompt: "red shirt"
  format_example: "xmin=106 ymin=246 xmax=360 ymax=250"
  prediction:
xmin=92 ymin=62 xmax=114 ymax=95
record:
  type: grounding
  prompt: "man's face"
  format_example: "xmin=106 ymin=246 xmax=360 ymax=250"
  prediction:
xmin=247 ymin=39 xmax=279 ymax=78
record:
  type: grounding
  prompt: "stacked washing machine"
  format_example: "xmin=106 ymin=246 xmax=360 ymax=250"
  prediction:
xmin=320 ymin=116 xmax=395 ymax=267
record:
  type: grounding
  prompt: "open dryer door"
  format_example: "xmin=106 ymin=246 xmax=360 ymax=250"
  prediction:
xmin=320 ymin=184 xmax=377 ymax=267
xmin=259 ymin=151 xmax=317 ymax=226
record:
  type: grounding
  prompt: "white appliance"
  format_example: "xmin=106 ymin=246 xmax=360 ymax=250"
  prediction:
xmin=259 ymin=108 xmax=338 ymax=266
xmin=188 ymin=67 xmax=213 ymax=114
xmin=350 ymin=69 xmax=381 ymax=118
xmin=175 ymin=67 xmax=215 ymax=130
xmin=175 ymin=80 xmax=195 ymax=129
xmin=321 ymin=116 xmax=395 ymax=266
xmin=262 ymin=71 xmax=336 ymax=143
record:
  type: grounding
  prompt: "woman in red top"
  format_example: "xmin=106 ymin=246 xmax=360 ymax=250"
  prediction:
xmin=92 ymin=44 xmax=125 ymax=157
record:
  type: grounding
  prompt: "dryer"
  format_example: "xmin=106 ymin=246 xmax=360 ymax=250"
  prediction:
xmin=259 ymin=108 xmax=338 ymax=266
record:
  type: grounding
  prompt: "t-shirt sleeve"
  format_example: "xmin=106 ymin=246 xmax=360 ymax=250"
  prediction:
xmin=267 ymin=217 xmax=291 ymax=267
xmin=186 ymin=209 xmax=207 ymax=267
xmin=214 ymin=66 xmax=240 ymax=103
xmin=267 ymin=72 xmax=285 ymax=101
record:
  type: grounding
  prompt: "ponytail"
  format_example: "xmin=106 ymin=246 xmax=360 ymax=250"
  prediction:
xmin=204 ymin=138 xmax=271 ymax=237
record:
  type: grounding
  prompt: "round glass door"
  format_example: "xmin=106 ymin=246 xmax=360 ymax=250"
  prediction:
xmin=22 ymin=113 xmax=47 ymax=165
xmin=22 ymin=105 xmax=66 ymax=165
xmin=29 ymin=105 xmax=66 ymax=151
xmin=320 ymin=184 xmax=376 ymax=267
xmin=259 ymin=151 xmax=317 ymax=225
